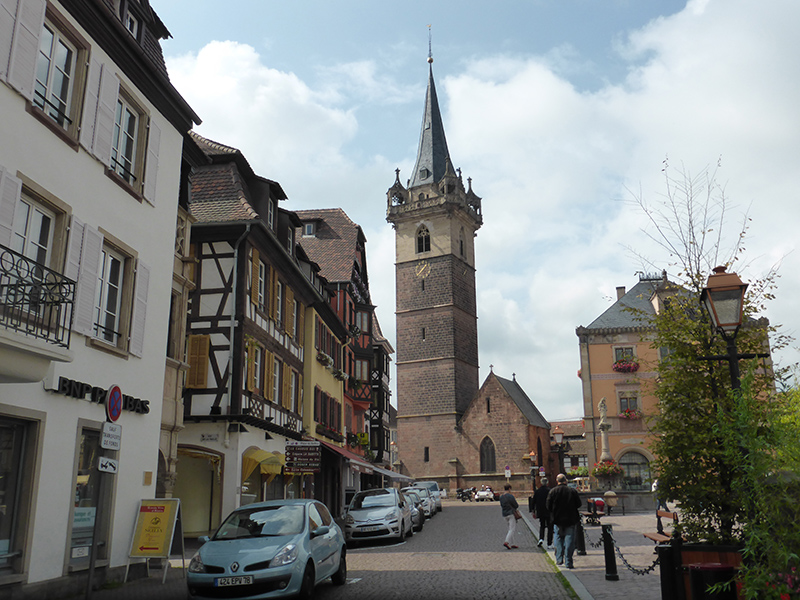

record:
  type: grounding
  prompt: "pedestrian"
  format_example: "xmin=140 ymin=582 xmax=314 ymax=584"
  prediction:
xmin=532 ymin=477 xmax=553 ymax=548
xmin=499 ymin=484 xmax=519 ymax=549
xmin=652 ymin=479 xmax=669 ymax=511
xmin=546 ymin=473 xmax=582 ymax=568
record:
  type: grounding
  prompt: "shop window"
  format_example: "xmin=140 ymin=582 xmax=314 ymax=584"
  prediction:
xmin=0 ymin=417 xmax=37 ymax=576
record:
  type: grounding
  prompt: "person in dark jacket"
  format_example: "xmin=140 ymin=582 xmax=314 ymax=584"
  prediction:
xmin=532 ymin=477 xmax=553 ymax=548
xmin=499 ymin=484 xmax=519 ymax=549
xmin=545 ymin=473 xmax=582 ymax=568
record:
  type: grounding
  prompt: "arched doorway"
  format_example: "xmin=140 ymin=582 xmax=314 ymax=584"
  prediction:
xmin=174 ymin=446 xmax=223 ymax=536
xmin=618 ymin=450 xmax=651 ymax=491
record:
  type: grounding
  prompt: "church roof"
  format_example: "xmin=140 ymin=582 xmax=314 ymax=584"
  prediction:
xmin=494 ymin=374 xmax=550 ymax=430
xmin=408 ymin=64 xmax=453 ymax=189
xmin=295 ymin=208 xmax=364 ymax=284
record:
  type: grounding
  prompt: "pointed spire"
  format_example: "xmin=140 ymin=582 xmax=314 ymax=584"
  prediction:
xmin=409 ymin=59 xmax=453 ymax=189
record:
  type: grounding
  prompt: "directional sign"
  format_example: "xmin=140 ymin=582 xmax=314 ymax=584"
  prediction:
xmin=286 ymin=440 xmax=321 ymax=473
xmin=98 ymin=457 xmax=119 ymax=474
xmin=129 ymin=499 xmax=180 ymax=559
xmin=101 ymin=422 xmax=122 ymax=450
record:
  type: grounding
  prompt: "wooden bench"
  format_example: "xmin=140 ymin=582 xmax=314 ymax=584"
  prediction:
xmin=643 ymin=509 xmax=679 ymax=544
xmin=581 ymin=511 xmax=604 ymax=526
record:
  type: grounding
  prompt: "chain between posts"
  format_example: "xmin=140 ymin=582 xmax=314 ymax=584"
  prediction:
xmin=584 ymin=530 xmax=604 ymax=549
xmin=608 ymin=529 xmax=661 ymax=576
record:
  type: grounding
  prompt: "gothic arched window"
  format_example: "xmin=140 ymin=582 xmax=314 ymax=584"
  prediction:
xmin=417 ymin=226 xmax=431 ymax=253
xmin=459 ymin=228 xmax=465 ymax=257
xmin=618 ymin=451 xmax=651 ymax=491
xmin=480 ymin=437 xmax=496 ymax=473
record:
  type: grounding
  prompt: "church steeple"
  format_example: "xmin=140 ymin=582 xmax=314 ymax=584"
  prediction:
xmin=409 ymin=62 xmax=452 ymax=189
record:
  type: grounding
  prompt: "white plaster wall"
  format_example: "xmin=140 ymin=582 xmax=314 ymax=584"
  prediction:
xmin=0 ymin=0 xmax=186 ymax=582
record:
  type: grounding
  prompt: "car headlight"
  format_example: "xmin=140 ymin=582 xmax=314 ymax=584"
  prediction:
xmin=345 ymin=513 xmax=354 ymax=524
xmin=188 ymin=553 xmax=205 ymax=573
xmin=272 ymin=543 xmax=299 ymax=567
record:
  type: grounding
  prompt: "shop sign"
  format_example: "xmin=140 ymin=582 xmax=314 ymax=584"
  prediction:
xmin=129 ymin=499 xmax=181 ymax=558
xmin=52 ymin=376 xmax=150 ymax=415
xmin=285 ymin=440 xmax=321 ymax=474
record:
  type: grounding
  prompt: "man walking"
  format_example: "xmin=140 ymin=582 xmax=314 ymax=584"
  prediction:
xmin=499 ymin=484 xmax=519 ymax=549
xmin=532 ymin=477 xmax=553 ymax=548
xmin=546 ymin=473 xmax=582 ymax=568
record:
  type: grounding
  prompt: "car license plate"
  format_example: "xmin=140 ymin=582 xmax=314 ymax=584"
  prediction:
xmin=361 ymin=525 xmax=382 ymax=532
xmin=215 ymin=576 xmax=253 ymax=587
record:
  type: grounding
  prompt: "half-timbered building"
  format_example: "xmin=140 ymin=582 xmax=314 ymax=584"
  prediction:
xmin=0 ymin=0 xmax=199 ymax=594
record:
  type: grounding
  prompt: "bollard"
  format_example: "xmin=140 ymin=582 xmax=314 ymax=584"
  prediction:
xmin=602 ymin=524 xmax=619 ymax=581
xmin=576 ymin=519 xmax=587 ymax=556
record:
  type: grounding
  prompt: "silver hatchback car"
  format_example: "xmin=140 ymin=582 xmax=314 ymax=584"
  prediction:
xmin=344 ymin=488 xmax=413 ymax=543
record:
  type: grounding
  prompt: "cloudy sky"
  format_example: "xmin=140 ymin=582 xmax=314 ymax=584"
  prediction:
xmin=150 ymin=0 xmax=800 ymax=420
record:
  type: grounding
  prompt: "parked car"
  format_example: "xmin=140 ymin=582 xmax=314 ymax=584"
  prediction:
xmin=186 ymin=498 xmax=346 ymax=600
xmin=474 ymin=486 xmax=495 ymax=501
xmin=344 ymin=488 xmax=412 ymax=544
xmin=402 ymin=486 xmax=435 ymax=518
xmin=403 ymin=492 xmax=425 ymax=532
xmin=413 ymin=480 xmax=443 ymax=511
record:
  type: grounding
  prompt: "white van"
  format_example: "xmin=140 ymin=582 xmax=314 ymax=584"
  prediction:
xmin=414 ymin=481 xmax=442 ymax=512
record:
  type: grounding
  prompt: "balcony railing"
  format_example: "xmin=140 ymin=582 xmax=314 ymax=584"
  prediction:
xmin=0 ymin=245 xmax=74 ymax=348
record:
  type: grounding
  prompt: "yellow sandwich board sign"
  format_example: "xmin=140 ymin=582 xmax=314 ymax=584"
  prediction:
xmin=129 ymin=499 xmax=180 ymax=558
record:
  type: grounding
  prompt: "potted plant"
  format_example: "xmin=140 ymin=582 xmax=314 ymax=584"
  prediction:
xmin=612 ymin=359 xmax=639 ymax=373
xmin=618 ymin=408 xmax=642 ymax=420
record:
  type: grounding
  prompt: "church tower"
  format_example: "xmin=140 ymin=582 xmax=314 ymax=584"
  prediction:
xmin=386 ymin=56 xmax=483 ymax=482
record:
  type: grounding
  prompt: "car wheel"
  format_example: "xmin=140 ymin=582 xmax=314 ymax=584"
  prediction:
xmin=331 ymin=548 xmax=347 ymax=585
xmin=298 ymin=563 xmax=315 ymax=600
xmin=406 ymin=522 xmax=413 ymax=537
xmin=415 ymin=519 xmax=424 ymax=533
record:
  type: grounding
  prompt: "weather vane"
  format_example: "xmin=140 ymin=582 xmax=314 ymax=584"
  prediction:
xmin=428 ymin=24 xmax=433 ymax=64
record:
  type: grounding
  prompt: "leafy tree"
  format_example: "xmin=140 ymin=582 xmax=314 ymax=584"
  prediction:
xmin=626 ymin=160 xmax=791 ymax=545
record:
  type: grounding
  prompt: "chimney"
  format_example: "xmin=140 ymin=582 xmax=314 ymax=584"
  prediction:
xmin=616 ymin=286 xmax=626 ymax=300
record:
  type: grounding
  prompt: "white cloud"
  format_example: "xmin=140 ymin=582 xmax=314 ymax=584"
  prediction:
xmin=164 ymin=0 xmax=800 ymax=421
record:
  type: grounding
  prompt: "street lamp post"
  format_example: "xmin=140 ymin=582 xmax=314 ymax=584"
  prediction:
xmin=553 ymin=425 xmax=566 ymax=475
xmin=700 ymin=266 xmax=749 ymax=389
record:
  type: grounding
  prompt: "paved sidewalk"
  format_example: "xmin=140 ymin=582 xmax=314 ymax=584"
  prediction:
xmin=518 ymin=507 xmax=665 ymax=600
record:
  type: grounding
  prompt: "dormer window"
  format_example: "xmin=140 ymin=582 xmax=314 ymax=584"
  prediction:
xmin=303 ymin=222 xmax=315 ymax=237
xmin=286 ymin=227 xmax=293 ymax=253
xmin=267 ymin=200 xmax=275 ymax=229
xmin=419 ymin=167 xmax=430 ymax=180
xmin=125 ymin=12 xmax=139 ymax=38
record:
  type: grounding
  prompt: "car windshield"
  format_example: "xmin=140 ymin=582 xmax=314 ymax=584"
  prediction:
xmin=213 ymin=505 xmax=305 ymax=540
xmin=411 ymin=488 xmax=430 ymax=499
xmin=351 ymin=490 xmax=395 ymax=509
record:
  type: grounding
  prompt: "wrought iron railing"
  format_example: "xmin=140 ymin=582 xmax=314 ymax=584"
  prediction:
xmin=0 ymin=245 xmax=74 ymax=348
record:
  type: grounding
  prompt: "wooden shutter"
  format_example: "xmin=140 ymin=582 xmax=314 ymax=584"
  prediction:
xmin=79 ymin=56 xmax=102 ymax=152
xmin=268 ymin=268 xmax=277 ymax=320
xmin=186 ymin=334 xmax=210 ymax=389
xmin=7 ymin=0 xmax=45 ymax=100
xmin=250 ymin=248 xmax=259 ymax=305
xmin=72 ymin=225 xmax=103 ymax=337
xmin=265 ymin=351 xmax=274 ymax=401
xmin=282 ymin=363 xmax=291 ymax=410
xmin=245 ymin=343 xmax=254 ymax=393
xmin=296 ymin=373 xmax=303 ymax=415
xmin=0 ymin=166 xmax=21 ymax=248
xmin=0 ymin=0 xmax=18 ymax=82
xmin=143 ymin=119 xmax=160 ymax=204
xmin=285 ymin=287 xmax=295 ymax=338
xmin=297 ymin=303 xmax=305 ymax=346
xmin=93 ymin=64 xmax=119 ymax=166
xmin=129 ymin=260 xmax=149 ymax=357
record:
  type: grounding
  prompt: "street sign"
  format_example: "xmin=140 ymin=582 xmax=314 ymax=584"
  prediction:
xmin=98 ymin=457 xmax=118 ymax=474
xmin=539 ymin=466 xmax=546 ymax=476
xmin=505 ymin=467 xmax=511 ymax=479
xmin=286 ymin=440 xmax=321 ymax=474
xmin=101 ymin=422 xmax=122 ymax=450
xmin=106 ymin=384 xmax=123 ymax=422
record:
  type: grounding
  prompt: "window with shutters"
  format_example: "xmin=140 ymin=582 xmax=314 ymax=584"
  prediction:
xmin=111 ymin=90 xmax=146 ymax=187
xmin=28 ymin=9 xmax=90 ymax=142
xmin=94 ymin=245 xmax=126 ymax=345
xmin=275 ymin=280 xmax=283 ymax=328
xmin=186 ymin=334 xmax=210 ymax=389
xmin=272 ymin=357 xmax=281 ymax=406
xmin=250 ymin=249 xmax=268 ymax=313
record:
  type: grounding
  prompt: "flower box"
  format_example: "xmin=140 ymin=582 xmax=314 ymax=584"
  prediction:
xmin=619 ymin=408 xmax=642 ymax=420
xmin=591 ymin=460 xmax=624 ymax=477
xmin=613 ymin=360 xmax=639 ymax=373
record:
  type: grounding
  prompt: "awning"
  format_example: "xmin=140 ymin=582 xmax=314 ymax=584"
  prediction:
xmin=371 ymin=464 xmax=412 ymax=483
xmin=242 ymin=448 xmax=285 ymax=482
xmin=319 ymin=440 xmax=373 ymax=475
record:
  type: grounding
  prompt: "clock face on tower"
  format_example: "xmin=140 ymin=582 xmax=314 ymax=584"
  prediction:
xmin=415 ymin=260 xmax=431 ymax=278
